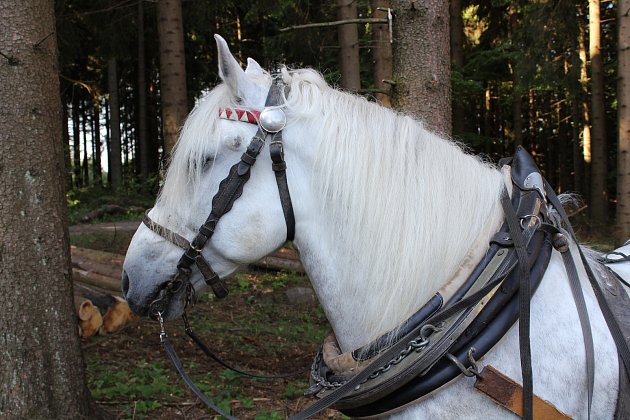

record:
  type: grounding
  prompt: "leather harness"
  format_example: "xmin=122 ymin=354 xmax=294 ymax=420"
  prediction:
xmin=140 ymin=79 xmax=630 ymax=420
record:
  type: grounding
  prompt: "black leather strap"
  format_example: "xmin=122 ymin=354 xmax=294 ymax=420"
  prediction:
xmin=500 ymin=191 xmax=534 ymax=420
xmin=160 ymin=332 xmax=237 ymax=420
xmin=270 ymin=134 xmax=295 ymax=242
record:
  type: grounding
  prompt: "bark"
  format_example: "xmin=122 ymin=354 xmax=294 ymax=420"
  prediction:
xmin=157 ymin=0 xmax=188 ymax=157
xmin=107 ymin=57 xmax=122 ymax=189
xmin=0 ymin=0 xmax=95 ymax=417
xmin=450 ymin=0 xmax=465 ymax=134
xmin=589 ymin=0 xmax=609 ymax=224
xmin=617 ymin=0 xmax=630 ymax=244
xmin=137 ymin=0 xmax=149 ymax=188
xmin=337 ymin=0 xmax=361 ymax=92
xmin=391 ymin=0 xmax=451 ymax=135
xmin=371 ymin=0 xmax=392 ymax=106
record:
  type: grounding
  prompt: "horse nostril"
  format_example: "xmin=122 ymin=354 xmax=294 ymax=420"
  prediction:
xmin=121 ymin=270 xmax=130 ymax=297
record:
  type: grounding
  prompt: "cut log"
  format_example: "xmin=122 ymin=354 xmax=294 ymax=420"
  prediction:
xmin=73 ymin=297 xmax=103 ymax=338
xmin=74 ymin=283 xmax=136 ymax=335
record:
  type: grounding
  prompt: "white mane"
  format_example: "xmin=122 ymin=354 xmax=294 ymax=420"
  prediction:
xmin=282 ymin=69 xmax=506 ymax=345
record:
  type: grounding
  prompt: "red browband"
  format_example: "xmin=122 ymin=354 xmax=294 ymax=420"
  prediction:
xmin=218 ymin=108 xmax=260 ymax=125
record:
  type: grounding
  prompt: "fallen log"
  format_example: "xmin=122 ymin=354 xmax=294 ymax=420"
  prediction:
xmin=71 ymin=246 xmax=124 ymax=268
xmin=251 ymin=255 xmax=304 ymax=273
xmin=73 ymin=267 xmax=121 ymax=292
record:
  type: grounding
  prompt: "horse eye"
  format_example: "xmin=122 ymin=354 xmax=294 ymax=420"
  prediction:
xmin=202 ymin=155 xmax=214 ymax=169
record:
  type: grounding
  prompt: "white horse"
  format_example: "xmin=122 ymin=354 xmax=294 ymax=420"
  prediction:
xmin=122 ymin=35 xmax=628 ymax=419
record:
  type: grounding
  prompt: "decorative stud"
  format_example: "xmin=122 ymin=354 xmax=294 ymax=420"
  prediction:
xmin=259 ymin=107 xmax=286 ymax=133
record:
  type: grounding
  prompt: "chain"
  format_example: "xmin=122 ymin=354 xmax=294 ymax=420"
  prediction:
xmin=310 ymin=324 xmax=441 ymax=392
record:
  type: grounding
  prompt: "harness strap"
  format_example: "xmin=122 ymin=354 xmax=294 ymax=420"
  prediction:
xmin=182 ymin=314 xmax=308 ymax=379
xmin=270 ymin=134 xmax=295 ymax=242
xmin=545 ymin=184 xmax=630 ymax=386
xmin=159 ymin=326 xmax=237 ymax=420
xmin=500 ymin=192 xmax=534 ymax=420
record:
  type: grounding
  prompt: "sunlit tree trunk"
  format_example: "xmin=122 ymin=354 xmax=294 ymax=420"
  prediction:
xmin=371 ymin=0 xmax=392 ymax=106
xmin=391 ymin=0 xmax=451 ymax=135
xmin=0 ymin=0 xmax=96 ymax=416
xmin=337 ymin=0 xmax=361 ymax=92
xmin=617 ymin=0 xmax=630 ymax=244
xmin=107 ymin=57 xmax=122 ymax=189
xmin=72 ymin=94 xmax=81 ymax=187
xmin=157 ymin=0 xmax=188 ymax=157
xmin=92 ymin=100 xmax=102 ymax=186
xmin=589 ymin=0 xmax=608 ymax=224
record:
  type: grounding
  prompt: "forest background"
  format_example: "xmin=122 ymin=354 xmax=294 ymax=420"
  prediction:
xmin=2 ymin=0 xmax=630 ymax=417
xmin=57 ymin=0 xmax=630 ymax=244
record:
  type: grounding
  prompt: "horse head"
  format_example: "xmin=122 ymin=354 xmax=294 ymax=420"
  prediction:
xmin=122 ymin=35 xmax=304 ymax=320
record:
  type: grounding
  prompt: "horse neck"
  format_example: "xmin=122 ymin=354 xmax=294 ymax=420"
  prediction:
xmin=292 ymin=103 xmax=506 ymax=353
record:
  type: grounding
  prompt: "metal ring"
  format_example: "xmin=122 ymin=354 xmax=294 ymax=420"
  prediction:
xmin=520 ymin=214 xmax=540 ymax=230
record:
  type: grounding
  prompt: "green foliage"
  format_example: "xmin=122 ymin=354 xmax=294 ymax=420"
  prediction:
xmin=87 ymin=359 xmax=183 ymax=415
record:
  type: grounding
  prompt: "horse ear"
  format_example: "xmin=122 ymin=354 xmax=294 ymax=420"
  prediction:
xmin=245 ymin=58 xmax=264 ymax=76
xmin=214 ymin=34 xmax=254 ymax=101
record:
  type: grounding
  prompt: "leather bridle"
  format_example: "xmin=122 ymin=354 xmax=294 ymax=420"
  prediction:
xmin=144 ymin=79 xmax=295 ymax=317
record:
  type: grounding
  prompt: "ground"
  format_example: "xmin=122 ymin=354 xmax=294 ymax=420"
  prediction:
xmin=70 ymin=221 xmax=345 ymax=420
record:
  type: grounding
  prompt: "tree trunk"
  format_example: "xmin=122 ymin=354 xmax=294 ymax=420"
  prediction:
xmin=72 ymin=94 xmax=81 ymax=187
xmin=92 ymin=101 xmax=102 ymax=186
xmin=337 ymin=0 xmax=361 ymax=92
xmin=617 ymin=0 xmax=630 ymax=244
xmin=0 ymin=0 xmax=96 ymax=417
xmin=371 ymin=0 xmax=392 ymax=106
xmin=81 ymin=101 xmax=89 ymax=186
xmin=137 ymin=0 xmax=149 ymax=189
xmin=157 ymin=0 xmax=188 ymax=157
xmin=391 ymin=0 xmax=451 ymax=135
xmin=107 ymin=57 xmax=122 ymax=190
xmin=450 ymin=0 xmax=465 ymax=135
xmin=62 ymin=101 xmax=73 ymax=190
xmin=578 ymin=9 xmax=592 ymax=165
xmin=589 ymin=0 xmax=608 ymax=224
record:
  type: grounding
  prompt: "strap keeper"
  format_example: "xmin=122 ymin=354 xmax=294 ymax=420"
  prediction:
xmin=191 ymin=234 xmax=208 ymax=251
xmin=240 ymin=153 xmax=257 ymax=166
xmin=177 ymin=251 xmax=197 ymax=268
xmin=195 ymin=256 xmax=229 ymax=299
xmin=198 ymin=223 xmax=215 ymax=238
xmin=272 ymin=162 xmax=287 ymax=172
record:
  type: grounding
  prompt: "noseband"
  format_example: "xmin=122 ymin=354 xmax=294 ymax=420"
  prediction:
xmin=145 ymin=79 xmax=295 ymax=316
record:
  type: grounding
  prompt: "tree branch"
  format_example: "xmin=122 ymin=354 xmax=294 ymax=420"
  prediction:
xmin=279 ymin=18 xmax=388 ymax=32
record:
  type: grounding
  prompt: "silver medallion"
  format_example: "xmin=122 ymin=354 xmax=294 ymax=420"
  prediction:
xmin=259 ymin=107 xmax=286 ymax=133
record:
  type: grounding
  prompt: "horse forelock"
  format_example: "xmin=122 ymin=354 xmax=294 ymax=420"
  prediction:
xmin=282 ymin=69 xmax=507 ymax=345
xmin=155 ymin=84 xmax=240 ymax=226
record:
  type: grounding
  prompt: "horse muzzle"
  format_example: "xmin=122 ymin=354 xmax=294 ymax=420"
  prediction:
xmin=122 ymin=268 xmax=191 ymax=321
